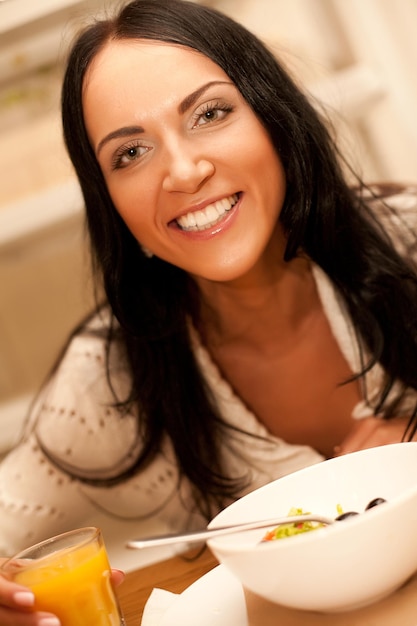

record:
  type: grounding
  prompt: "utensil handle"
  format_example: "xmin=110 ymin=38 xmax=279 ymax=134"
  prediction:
xmin=126 ymin=514 xmax=334 ymax=549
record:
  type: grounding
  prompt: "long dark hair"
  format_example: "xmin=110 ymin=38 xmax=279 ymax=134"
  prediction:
xmin=61 ymin=0 xmax=417 ymax=519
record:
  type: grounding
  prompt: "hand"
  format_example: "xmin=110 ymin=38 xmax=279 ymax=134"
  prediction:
xmin=0 ymin=565 xmax=125 ymax=626
xmin=334 ymin=415 xmax=413 ymax=457
xmin=0 ymin=567 xmax=51 ymax=626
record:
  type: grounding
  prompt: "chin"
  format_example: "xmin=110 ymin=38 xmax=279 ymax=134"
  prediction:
xmin=190 ymin=257 xmax=263 ymax=284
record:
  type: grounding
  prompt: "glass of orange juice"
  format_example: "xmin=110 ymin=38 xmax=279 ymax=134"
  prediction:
xmin=0 ymin=527 xmax=125 ymax=626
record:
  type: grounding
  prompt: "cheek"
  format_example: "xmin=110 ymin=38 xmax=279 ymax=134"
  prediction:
xmin=106 ymin=178 xmax=156 ymax=232
xmin=251 ymin=141 xmax=286 ymax=204
xmin=238 ymin=124 xmax=284 ymax=183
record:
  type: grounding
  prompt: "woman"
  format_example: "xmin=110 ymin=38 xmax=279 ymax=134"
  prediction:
xmin=1 ymin=0 xmax=417 ymax=622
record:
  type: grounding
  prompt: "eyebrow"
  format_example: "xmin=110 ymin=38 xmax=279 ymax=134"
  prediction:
xmin=95 ymin=80 xmax=233 ymax=156
xmin=178 ymin=80 xmax=233 ymax=114
xmin=96 ymin=125 xmax=144 ymax=157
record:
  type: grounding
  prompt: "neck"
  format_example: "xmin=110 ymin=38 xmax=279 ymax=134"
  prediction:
xmin=195 ymin=255 xmax=320 ymax=351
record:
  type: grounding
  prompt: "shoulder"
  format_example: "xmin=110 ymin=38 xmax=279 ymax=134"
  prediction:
xmin=30 ymin=309 xmax=142 ymax=479
xmin=364 ymin=181 xmax=416 ymax=203
xmin=360 ymin=183 xmax=417 ymax=254
xmin=41 ymin=308 xmax=129 ymax=402
xmin=362 ymin=182 xmax=417 ymax=220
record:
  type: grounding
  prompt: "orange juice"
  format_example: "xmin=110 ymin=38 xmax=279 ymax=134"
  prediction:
xmin=5 ymin=528 xmax=124 ymax=626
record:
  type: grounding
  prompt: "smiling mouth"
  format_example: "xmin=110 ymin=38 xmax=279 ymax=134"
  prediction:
xmin=175 ymin=193 xmax=239 ymax=232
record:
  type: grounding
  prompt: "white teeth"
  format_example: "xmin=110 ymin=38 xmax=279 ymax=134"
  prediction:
xmin=176 ymin=194 xmax=238 ymax=231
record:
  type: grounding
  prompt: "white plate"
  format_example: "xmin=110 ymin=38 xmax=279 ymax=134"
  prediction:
xmin=159 ymin=564 xmax=248 ymax=626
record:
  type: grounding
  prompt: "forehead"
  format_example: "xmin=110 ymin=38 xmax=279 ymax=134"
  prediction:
xmin=83 ymin=39 xmax=231 ymax=105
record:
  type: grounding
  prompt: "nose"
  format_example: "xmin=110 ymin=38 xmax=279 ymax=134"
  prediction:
xmin=162 ymin=144 xmax=215 ymax=193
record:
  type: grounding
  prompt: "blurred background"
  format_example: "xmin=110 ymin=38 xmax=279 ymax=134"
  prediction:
xmin=1 ymin=0 xmax=417 ymax=455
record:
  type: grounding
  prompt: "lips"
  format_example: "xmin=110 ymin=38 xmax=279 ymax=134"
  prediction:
xmin=175 ymin=193 xmax=239 ymax=231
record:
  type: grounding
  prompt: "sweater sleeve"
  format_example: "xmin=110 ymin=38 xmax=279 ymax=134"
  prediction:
xmin=0 ymin=432 xmax=98 ymax=555
xmin=0 ymin=328 xmax=143 ymax=555
xmin=31 ymin=331 xmax=143 ymax=480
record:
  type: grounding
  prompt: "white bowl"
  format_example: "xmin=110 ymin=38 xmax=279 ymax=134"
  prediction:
xmin=207 ymin=442 xmax=417 ymax=613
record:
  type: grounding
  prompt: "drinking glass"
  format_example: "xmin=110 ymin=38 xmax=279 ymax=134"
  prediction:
xmin=1 ymin=526 xmax=125 ymax=626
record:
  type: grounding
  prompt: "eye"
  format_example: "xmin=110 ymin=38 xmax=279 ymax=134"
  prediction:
xmin=111 ymin=141 xmax=150 ymax=170
xmin=192 ymin=101 xmax=234 ymax=128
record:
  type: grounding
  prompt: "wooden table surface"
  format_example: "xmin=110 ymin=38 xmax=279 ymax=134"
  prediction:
xmin=117 ymin=546 xmax=417 ymax=626
xmin=118 ymin=547 xmax=219 ymax=625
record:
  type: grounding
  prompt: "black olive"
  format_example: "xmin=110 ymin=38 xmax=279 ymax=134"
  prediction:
xmin=365 ymin=497 xmax=387 ymax=510
xmin=335 ymin=511 xmax=360 ymax=521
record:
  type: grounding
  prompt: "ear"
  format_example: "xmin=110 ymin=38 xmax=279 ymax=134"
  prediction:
xmin=140 ymin=244 xmax=154 ymax=258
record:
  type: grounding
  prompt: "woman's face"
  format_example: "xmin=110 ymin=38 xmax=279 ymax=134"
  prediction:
xmin=83 ymin=40 xmax=286 ymax=283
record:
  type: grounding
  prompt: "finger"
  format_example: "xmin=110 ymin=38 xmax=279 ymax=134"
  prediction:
xmin=0 ymin=576 xmax=60 ymax=625
xmin=111 ymin=569 xmax=125 ymax=587
xmin=0 ymin=574 xmax=35 ymax=611
xmin=0 ymin=606 xmax=60 ymax=626
xmin=334 ymin=418 xmax=380 ymax=456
